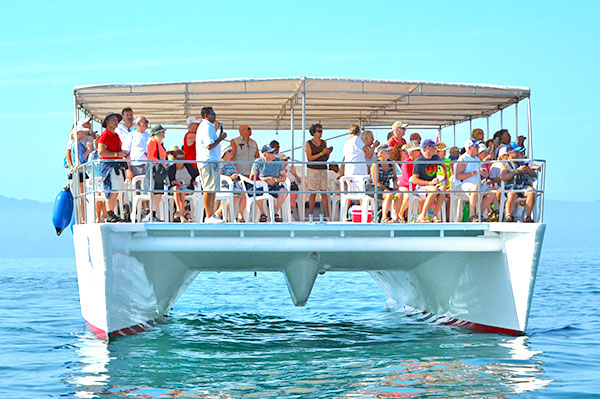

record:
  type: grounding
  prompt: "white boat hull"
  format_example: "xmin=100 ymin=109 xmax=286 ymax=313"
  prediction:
xmin=73 ymin=222 xmax=544 ymax=339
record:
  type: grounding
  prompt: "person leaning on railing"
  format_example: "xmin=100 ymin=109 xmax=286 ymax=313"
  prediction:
xmin=97 ymin=112 xmax=129 ymax=223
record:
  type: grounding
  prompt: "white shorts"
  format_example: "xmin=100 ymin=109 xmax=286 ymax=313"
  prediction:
xmin=455 ymin=182 xmax=479 ymax=194
xmin=108 ymin=167 xmax=125 ymax=193
xmin=199 ymin=162 xmax=220 ymax=192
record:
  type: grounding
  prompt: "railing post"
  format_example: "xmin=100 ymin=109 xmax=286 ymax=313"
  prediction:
xmin=92 ymin=159 xmax=96 ymax=223
xmin=300 ymin=77 xmax=306 ymax=221
xmin=373 ymin=160 xmax=378 ymax=223
xmin=149 ymin=160 xmax=154 ymax=223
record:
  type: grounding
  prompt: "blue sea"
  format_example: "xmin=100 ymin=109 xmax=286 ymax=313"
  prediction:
xmin=0 ymin=248 xmax=598 ymax=398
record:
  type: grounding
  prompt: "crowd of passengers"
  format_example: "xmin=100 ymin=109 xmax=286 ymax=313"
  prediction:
xmin=65 ymin=106 xmax=539 ymax=224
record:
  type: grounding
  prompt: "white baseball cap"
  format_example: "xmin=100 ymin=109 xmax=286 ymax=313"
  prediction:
xmin=186 ymin=116 xmax=201 ymax=126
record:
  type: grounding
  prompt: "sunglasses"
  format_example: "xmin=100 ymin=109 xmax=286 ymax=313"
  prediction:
xmin=316 ymin=129 xmax=323 ymax=133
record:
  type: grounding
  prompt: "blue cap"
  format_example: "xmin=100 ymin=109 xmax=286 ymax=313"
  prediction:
xmin=261 ymin=144 xmax=277 ymax=153
xmin=421 ymin=139 xmax=436 ymax=148
xmin=510 ymin=142 xmax=525 ymax=152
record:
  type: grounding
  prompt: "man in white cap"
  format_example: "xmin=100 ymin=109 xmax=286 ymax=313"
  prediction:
xmin=183 ymin=115 xmax=202 ymax=168
xmin=387 ymin=121 xmax=408 ymax=149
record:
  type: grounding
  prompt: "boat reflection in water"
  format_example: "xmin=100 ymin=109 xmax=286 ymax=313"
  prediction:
xmin=66 ymin=319 xmax=551 ymax=398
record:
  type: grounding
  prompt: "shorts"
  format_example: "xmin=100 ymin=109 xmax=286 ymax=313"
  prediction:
xmin=455 ymin=182 xmax=479 ymax=194
xmin=306 ymin=168 xmax=328 ymax=191
xmin=129 ymin=164 xmax=145 ymax=176
xmin=505 ymin=184 xmax=531 ymax=198
xmin=68 ymin=172 xmax=89 ymax=181
xmin=414 ymin=185 xmax=431 ymax=199
xmin=267 ymin=183 xmax=284 ymax=198
xmin=107 ymin=167 xmax=125 ymax=193
xmin=199 ymin=162 xmax=220 ymax=192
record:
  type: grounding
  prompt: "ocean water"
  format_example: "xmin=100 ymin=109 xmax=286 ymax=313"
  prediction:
xmin=0 ymin=249 xmax=598 ymax=398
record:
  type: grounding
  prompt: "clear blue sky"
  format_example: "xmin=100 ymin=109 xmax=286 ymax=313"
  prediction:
xmin=1 ymin=0 xmax=598 ymax=202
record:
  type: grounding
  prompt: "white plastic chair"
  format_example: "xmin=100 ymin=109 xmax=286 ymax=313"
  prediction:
xmin=407 ymin=177 xmax=447 ymax=222
xmin=162 ymin=185 xmax=196 ymax=222
xmin=195 ymin=175 xmax=236 ymax=223
xmin=406 ymin=176 xmax=424 ymax=222
xmin=449 ymin=174 xmax=481 ymax=222
xmin=130 ymin=175 xmax=166 ymax=222
xmin=84 ymin=177 xmax=107 ymax=223
xmin=240 ymin=175 xmax=275 ymax=222
xmin=279 ymin=178 xmax=293 ymax=222
xmin=339 ymin=175 xmax=374 ymax=223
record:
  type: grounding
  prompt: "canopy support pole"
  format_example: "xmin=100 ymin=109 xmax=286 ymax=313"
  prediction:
xmin=486 ymin=117 xmax=490 ymax=140
xmin=515 ymin=102 xmax=519 ymax=138
xmin=500 ymin=109 xmax=503 ymax=129
xmin=300 ymin=77 xmax=306 ymax=221
xmin=469 ymin=118 xmax=472 ymax=133
xmin=527 ymin=98 xmax=533 ymax=159
xmin=453 ymin=123 xmax=456 ymax=146
xmin=290 ymin=106 xmax=295 ymax=162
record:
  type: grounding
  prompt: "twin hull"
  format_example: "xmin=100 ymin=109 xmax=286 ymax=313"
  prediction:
xmin=73 ymin=223 xmax=545 ymax=339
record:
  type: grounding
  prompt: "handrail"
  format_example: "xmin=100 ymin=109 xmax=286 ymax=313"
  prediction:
xmin=72 ymin=157 xmax=546 ymax=224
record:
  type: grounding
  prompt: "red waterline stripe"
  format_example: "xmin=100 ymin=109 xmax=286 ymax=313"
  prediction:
xmin=416 ymin=311 xmax=523 ymax=336
xmin=85 ymin=319 xmax=156 ymax=340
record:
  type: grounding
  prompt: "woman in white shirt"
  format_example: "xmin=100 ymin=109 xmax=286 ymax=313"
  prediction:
xmin=342 ymin=124 xmax=379 ymax=176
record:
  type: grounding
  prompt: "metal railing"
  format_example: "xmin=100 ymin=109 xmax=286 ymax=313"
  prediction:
xmin=72 ymin=157 xmax=546 ymax=224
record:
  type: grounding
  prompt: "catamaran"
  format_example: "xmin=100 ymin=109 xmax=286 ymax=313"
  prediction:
xmin=65 ymin=77 xmax=545 ymax=339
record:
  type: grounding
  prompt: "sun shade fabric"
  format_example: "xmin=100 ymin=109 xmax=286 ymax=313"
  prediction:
xmin=74 ymin=77 xmax=530 ymax=130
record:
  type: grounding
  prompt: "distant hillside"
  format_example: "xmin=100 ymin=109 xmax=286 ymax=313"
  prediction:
xmin=0 ymin=195 xmax=596 ymax=258
xmin=0 ymin=195 xmax=75 ymax=258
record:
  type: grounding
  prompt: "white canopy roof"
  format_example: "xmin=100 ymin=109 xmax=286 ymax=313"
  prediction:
xmin=74 ymin=77 xmax=530 ymax=130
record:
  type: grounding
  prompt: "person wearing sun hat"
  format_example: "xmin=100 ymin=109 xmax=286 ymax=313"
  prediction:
xmin=141 ymin=124 xmax=169 ymax=222
xmin=387 ymin=121 xmax=408 ymax=149
xmin=97 ymin=112 xmax=128 ymax=222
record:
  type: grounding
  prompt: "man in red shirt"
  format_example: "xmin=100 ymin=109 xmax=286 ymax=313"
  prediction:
xmin=183 ymin=116 xmax=201 ymax=168
xmin=387 ymin=121 xmax=408 ymax=149
xmin=98 ymin=112 xmax=128 ymax=222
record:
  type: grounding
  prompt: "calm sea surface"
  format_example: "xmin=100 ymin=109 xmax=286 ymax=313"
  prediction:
xmin=0 ymin=248 xmax=598 ymax=398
